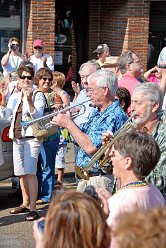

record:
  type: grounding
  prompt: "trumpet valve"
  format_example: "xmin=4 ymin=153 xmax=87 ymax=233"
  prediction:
xmin=75 ymin=165 xmax=90 ymax=180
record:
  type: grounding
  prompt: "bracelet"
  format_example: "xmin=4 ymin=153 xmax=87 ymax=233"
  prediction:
xmin=1 ymin=104 xmax=6 ymax=107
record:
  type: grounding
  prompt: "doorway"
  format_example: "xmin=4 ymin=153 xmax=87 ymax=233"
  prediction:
xmin=148 ymin=1 xmax=166 ymax=69
xmin=55 ymin=0 xmax=90 ymax=87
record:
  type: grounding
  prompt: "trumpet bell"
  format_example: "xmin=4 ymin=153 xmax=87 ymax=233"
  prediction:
xmin=75 ymin=165 xmax=90 ymax=180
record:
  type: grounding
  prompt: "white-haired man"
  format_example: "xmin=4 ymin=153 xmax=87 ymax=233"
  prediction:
xmin=51 ymin=70 xmax=128 ymax=192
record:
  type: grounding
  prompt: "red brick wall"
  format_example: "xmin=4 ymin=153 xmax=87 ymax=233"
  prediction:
xmin=26 ymin=0 xmax=150 ymax=72
xmin=89 ymin=0 xmax=150 ymax=70
xmin=26 ymin=0 xmax=55 ymax=59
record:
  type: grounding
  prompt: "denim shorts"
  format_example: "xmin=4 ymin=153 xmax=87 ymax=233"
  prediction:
xmin=13 ymin=138 xmax=42 ymax=176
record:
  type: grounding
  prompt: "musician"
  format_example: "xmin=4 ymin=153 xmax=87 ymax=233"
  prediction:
xmin=0 ymin=65 xmax=45 ymax=221
xmin=102 ymin=82 xmax=166 ymax=201
xmin=131 ymin=82 xmax=166 ymax=201
xmin=51 ymin=70 xmax=128 ymax=192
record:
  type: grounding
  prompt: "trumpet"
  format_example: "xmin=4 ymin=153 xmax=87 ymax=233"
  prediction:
xmin=21 ymin=99 xmax=91 ymax=131
xmin=75 ymin=114 xmax=137 ymax=180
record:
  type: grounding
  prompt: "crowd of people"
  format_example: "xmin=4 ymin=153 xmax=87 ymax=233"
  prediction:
xmin=0 ymin=37 xmax=166 ymax=247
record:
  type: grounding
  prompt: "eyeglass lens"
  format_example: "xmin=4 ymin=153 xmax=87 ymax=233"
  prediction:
xmin=42 ymin=77 xmax=52 ymax=82
xmin=20 ymin=75 xmax=33 ymax=80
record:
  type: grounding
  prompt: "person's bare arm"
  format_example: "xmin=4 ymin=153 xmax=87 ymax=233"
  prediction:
xmin=143 ymin=66 xmax=157 ymax=81
xmin=60 ymin=91 xmax=70 ymax=107
xmin=1 ymin=51 xmax=11 ymax=66
xmin=71 ymin=81 xmax=80 ymax=102
xmin=159 ymin=64 xmax=166 ymax=95
xmin=51 ymin=112 xmax=97 ymax=155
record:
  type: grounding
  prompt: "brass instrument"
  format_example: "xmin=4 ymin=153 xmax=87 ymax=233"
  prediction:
xmin=21 ymin=99 xmax=90 ymax=131
xmin=75 ymin=114 xmax=137 ymax=180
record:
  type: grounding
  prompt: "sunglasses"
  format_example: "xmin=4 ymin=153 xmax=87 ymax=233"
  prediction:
xmin=20 ymin=75 xmax=33 ymax=80
xmin=12 ymin=44 xmax=19 ymax=47
xmin=34 ymin=46 xmax=42 ymax=50
xmin=158 ymin=64 xmax=166 ymax=69
xmin=42 ymin=77 xmax=52 ymax=82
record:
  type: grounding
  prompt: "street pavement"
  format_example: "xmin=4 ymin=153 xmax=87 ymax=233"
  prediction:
xmin=0 ymin=143 xmax=76 ymax=248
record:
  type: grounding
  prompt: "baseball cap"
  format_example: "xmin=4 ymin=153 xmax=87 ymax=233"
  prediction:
xmin=93 ymin=44 xmax=109 ymax=53
xmin=33 ymin=39 xmax=44 ymax=48
xmin=101 ymin=56 xmax=118 ymax=68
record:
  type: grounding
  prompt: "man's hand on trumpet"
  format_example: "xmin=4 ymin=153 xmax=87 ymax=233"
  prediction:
xmin=102 ymin=131 xmax=114 ymax=157
xmin=50 ymin=111 xmax=71 ymax=128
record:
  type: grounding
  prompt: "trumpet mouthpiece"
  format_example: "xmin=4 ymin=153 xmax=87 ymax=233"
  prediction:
xmin=131 ymin=112 xmax=137 ymax=118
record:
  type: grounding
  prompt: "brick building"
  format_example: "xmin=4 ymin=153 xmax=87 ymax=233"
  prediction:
xmin=0 ymin=0 xmax=166 ymax=81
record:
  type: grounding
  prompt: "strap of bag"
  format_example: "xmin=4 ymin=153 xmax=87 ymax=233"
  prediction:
xmin=33 ymin=90 xmax=50 ymax=110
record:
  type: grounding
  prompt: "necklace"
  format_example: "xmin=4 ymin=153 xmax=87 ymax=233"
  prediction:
xmin=120 ymin=180 xmax=147 ymax=190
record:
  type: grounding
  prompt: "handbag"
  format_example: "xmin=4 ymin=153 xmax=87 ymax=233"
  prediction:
xmin=29 ymin=91 xmax=58 ymax=139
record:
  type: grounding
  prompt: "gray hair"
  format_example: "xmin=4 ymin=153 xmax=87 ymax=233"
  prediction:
xmin=117 ymin=50 xmax=136 ymax=74
xmin=87 ymin=70 xmax=118 ymax=96
xmin=78 ymin=60 xmax=100 ymax=74
xmin=133 ymin=82 xmax=163 ymax=114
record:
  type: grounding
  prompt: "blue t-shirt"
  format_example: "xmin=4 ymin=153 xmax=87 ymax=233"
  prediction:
xmin=76 ymin=100 xmax=128 ymax=171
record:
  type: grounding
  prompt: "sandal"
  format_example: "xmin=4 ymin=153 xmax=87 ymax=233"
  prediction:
xmin=25 ymin=211 xmax=38 ymax=221
xmin=10 ymin=205 xmax=29 ymax=214
xmin=36 ymin=199 xmax=49 ymax=205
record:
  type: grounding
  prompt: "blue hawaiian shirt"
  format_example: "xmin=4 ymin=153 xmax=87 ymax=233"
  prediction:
xmin=76 ymin=100 xmax=128 ymax=171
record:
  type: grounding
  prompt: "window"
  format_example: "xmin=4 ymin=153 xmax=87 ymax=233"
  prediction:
xmin=0 ymin=0 xmax=21 ymax=72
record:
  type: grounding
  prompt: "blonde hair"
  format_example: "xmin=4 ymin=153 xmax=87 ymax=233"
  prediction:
xmin=113 ymin=208 xmax=166 ymax=248
xmin=44 ymin=190 xmax=111 ymax=248
xmin=53 ymin=71 xmax=65 ymax=89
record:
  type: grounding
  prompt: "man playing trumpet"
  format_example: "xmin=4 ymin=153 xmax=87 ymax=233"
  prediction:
xmin=102 ymin=82 xmax=166 ymax=201
xmin=51 ymin=70 xmax=128 ymax=192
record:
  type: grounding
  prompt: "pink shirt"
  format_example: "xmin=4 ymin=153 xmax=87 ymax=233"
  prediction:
xmin=118 ymin=75 xmax=139 ymax=95
xmin=148 ymin=74 xmax=160 ymax=84
xmin=107 ymin=183 xmax=165 ymax=229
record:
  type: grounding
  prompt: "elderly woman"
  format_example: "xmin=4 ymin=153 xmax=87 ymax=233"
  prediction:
xmin=97 ymin=130 xmax=165 ymax=231
xmin=0 ymin=64 xmax=45 ymax=221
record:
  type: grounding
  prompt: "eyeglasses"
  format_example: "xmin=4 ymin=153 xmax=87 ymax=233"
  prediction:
xmin=87 ymin=87 xmax=103 ymax=93
xmin=80 ymin=75 xmax=90 ymax=80
xmin=11 ymin=44 xmax=19 ymax=47
xmin=42 ymin=77 xmax=52 ymax=82
xmin=34 ymin=46 xmax=42 ymax=50
xmin=20 ymin=75 xmax=33 ymax=80
xmin=129 ymin=60 xmax=141 ymax=65
xmin=158 ymin=64 xmax=166 ymax=69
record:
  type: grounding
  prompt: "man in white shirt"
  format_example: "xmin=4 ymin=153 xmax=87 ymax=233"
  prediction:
xmin=30 ymin=39 xmax=54 ymax=72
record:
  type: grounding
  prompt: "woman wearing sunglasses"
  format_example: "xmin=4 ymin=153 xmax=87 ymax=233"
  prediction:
xmin=1 ymin=37 xmax=26 ymax=77
xmin=34 ymin=67 xmax=60 ymax=205
xmin=0 ymin=64 xmax=45 ymax=221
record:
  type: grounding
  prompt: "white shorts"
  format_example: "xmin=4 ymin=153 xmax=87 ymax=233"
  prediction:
xmin=55 ymin=144 xmax=67 ymax=169
xmin=77 ymin=174 xmax=114 ymax=193
xmin=13 ymin=138 xmax=42 ymax=176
